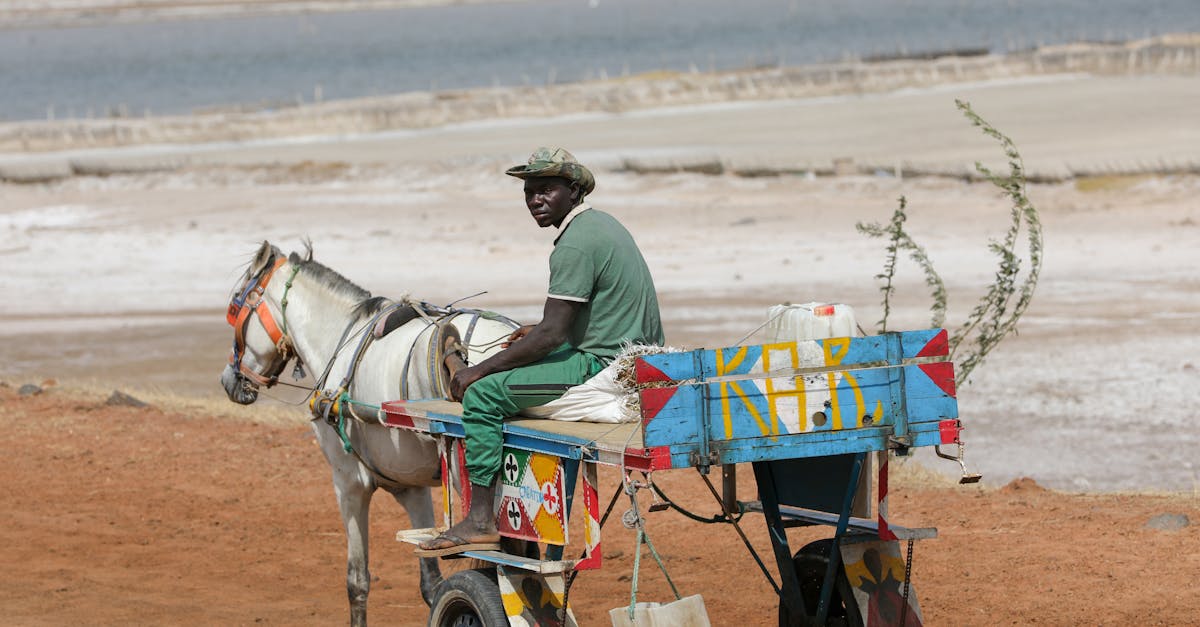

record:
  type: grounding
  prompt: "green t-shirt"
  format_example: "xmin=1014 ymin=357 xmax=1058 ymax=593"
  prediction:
xmin=548 ymin=207 xmax=664 ymax=358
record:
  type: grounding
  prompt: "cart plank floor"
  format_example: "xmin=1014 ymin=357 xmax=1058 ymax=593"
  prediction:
xmin=382 ymin=399 xmax=644 ymax=466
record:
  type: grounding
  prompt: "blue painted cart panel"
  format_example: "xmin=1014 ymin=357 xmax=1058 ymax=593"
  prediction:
xmin=637 ymin=329 xmax=958 ymax=465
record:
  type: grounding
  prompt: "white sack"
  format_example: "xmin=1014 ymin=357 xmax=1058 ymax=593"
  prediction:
xmin=518 ymin=344 xmax=681 ymax=423
xmin=519 ymin=360 xmax=626 ymax=423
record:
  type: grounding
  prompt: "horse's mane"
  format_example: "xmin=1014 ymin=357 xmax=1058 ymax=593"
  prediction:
xmin=352 ymin=296 xmax=392 ymax=319
xmin=288 ymin=250 xmax=390 ymax=319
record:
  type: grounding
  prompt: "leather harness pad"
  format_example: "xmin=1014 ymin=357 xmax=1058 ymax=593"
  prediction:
xmin=375 ymin=305 xmax=421 ymax=339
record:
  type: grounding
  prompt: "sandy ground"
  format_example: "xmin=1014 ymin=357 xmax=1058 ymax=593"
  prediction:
xmin=1 ymin=68 xmax=1199 ymax=623
xmin=3 ymin=385 xmax=1199 ymax=626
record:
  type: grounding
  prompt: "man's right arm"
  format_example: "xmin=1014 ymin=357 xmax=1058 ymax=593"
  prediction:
xmin=448 ymin=297 xmax=580 ymax=400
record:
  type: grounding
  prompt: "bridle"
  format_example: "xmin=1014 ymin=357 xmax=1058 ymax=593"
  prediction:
xmin=226 ymin=254 xmax=300 ymax=388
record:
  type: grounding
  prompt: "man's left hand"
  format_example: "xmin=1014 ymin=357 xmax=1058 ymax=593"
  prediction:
xmin=450 ymin=365 xmax=488 ymax=402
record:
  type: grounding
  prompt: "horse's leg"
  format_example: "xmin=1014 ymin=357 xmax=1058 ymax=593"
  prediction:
xmin=329 ymin=467 xmax=374 ymax=627
xmin=332 ymin=471 xmax=374 ymax=627
xmin=389 ymin=486 xmax=444 ymax=606
xmin=315 ymin=422 xmax=376 ymax=627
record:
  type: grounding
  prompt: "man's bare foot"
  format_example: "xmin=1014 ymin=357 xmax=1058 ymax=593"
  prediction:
xmin=415 ymin=518 xmax=500 ymax=557
xmin=416 ymin=478 xmax=499 ymax=557
xmin=443 ymin=334 xmax=467 ymax=379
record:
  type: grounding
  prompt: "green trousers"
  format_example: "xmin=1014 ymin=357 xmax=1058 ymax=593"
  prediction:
xmin=461 ymin=347 xmax=605 ymax=486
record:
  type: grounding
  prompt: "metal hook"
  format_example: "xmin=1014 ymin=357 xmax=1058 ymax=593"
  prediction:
xmin=645 ymin=478 xmax=669 ymax=512
xmin=935 ymin=442 xmax=982 ymax=484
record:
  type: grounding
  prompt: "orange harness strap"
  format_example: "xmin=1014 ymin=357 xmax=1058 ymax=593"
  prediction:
xmin=255 ymin=300 xmax=286 ymax=348
xmin=229 ymin=257 xmax=293 ymax=387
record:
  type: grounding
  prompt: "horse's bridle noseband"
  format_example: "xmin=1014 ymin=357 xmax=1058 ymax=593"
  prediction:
xmin=227 ymin=255 xmax=299 ymax=388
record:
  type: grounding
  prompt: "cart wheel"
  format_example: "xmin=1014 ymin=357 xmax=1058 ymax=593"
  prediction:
xmin=427 ymin=568 xmax=509 ymax=627
xmin=778 ymin=539 xmax=864 ymax=627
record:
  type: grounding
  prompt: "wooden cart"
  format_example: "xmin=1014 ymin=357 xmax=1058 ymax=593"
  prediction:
xmin=381 ymin=328 xmax=964 ymax=626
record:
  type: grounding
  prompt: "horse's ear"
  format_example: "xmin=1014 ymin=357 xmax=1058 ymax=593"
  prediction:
xmin=250 ymin=240 xmax=274 ymax=275
xmin=303 ymin=238 xmax=314 ymax=262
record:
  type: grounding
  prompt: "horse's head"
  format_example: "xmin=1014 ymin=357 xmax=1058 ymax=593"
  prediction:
xmin=220 ymin=241 xmax=306 ymax=405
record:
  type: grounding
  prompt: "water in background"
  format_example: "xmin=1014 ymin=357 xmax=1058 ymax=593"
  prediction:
xmin=2 ymin=0 xmax=1198 ymax=122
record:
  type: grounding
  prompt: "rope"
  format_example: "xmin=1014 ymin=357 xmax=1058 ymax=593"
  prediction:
xmin=624 ymin=476 xmax=681 ymax=621
xmin=258 ymin=381 xmax=319 ymax=406
xmin=445 ymin=290 xmax=488 ymax=307
xmin=642 ymin=528 xmax=680 ymax=598
xmin=626 ymin=520 xmax=682 ymax=620
xmin=731 ymin=308 xmax=787 ymax=346
xmin=317 ymin=390 xmax=384 ymax=455
xmin=279 ymin=264 xmax=302 ymax=335
xmin=336 ymin=391 xmax=354 ymax=453
xmin=629 ymin=530 xmax=644 ymax=618
xmin=463 ymin=331 xmax=514 ymax=353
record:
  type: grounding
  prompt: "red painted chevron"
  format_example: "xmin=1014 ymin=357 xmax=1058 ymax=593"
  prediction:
xmin=634 ymin=358 xmax=672 ymax=384
xmin=916 ymin=328 xmax=949 ymax=358
xmin=639 ymin=387 xmax=677 ymax=423
xmin=918 ymin=361 xmax=957 ymax=398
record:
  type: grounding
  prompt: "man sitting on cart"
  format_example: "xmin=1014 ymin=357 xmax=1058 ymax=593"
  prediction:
xmin=417 ymin=147 xmax=664 ymax=556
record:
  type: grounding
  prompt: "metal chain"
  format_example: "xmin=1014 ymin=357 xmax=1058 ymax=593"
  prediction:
xmin=900 ymin=538 xmax=915 ymax=626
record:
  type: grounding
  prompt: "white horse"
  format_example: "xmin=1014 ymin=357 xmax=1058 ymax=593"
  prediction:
xmin=220 ymin=241 xmax=518 ymax=626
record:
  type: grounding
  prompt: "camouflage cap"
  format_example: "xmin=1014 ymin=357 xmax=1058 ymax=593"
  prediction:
xmin=505 ymin=147 xmax=596 ymax=195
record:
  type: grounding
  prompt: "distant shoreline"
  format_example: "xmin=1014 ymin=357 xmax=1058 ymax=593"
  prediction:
xmin=0 ymin=0 xmax=520 ymax=30
xmin=2 ymin=33 xmax=1197 ymax=161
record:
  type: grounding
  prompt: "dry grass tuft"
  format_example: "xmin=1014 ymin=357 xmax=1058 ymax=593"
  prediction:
xmin=888 ymin=456 xmax=962 ymax=490
xmin=14 ymin=381 xmax=312 ymax=426
xmin=1074 ymin=173 xmax=1153 ymax=192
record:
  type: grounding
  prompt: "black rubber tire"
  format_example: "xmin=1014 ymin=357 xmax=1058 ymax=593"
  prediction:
xmin=427 ymin=568 xmax=509 ymax=627
xmin=778 ymin=539 xmax=864 ymax=627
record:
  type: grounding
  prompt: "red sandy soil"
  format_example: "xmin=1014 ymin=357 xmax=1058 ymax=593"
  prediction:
xmin=3 ymin=384 xmax=1198 ymax=626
